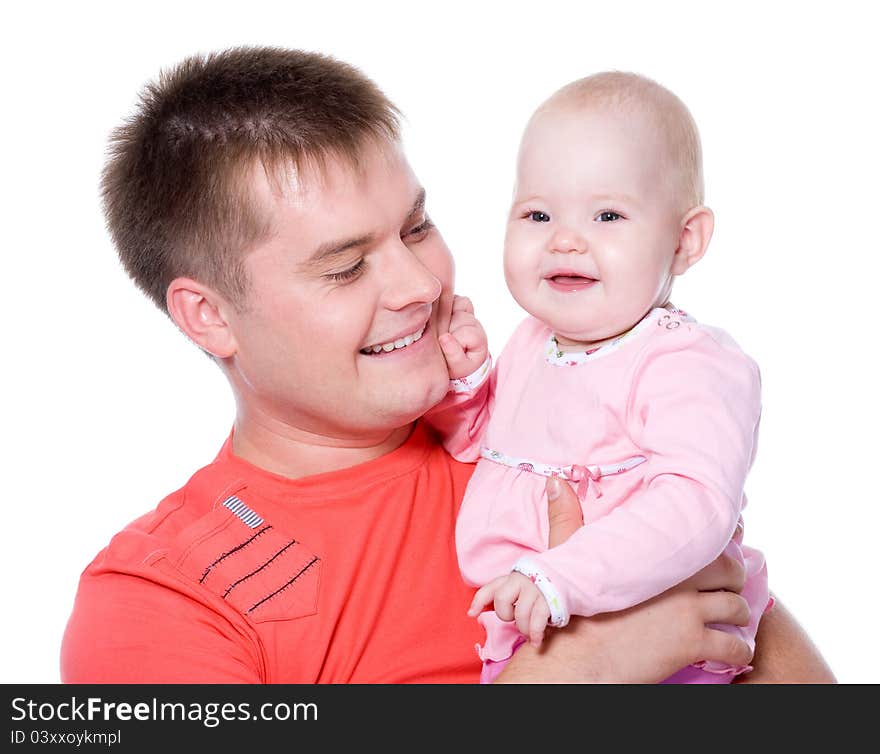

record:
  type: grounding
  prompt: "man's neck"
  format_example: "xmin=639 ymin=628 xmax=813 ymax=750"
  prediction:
xmin=231 ymin=410 xmax=414 ymax=480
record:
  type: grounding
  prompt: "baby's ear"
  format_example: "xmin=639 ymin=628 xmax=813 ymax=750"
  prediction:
xmin=672 ymin=206 xmax=714 ymax=275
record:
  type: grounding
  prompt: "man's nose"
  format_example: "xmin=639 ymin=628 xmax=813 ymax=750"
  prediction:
xmin=549 ymin=227 xmax=588 ymax=254
xmin=381 ymin=242 xmax=442 ymax=310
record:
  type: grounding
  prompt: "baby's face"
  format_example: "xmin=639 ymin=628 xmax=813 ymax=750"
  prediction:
xmin=504 ymin=104 xmax=687 ymax=345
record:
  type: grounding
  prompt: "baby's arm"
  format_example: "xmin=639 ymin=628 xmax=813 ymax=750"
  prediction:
xmin=524 ymin=326 xmax=762 ymax=624
xmin=423 ymin=295 xmax=493 ymax=462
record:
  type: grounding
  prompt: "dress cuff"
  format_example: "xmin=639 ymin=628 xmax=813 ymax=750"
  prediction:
xmin=449 ymin=356 xmax=492 ymax=394
xmin=512 ymin=556 xmax=569 ymax=628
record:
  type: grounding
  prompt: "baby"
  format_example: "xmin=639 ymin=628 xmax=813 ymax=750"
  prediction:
xmin=426 ymin=72 xmax=770 ymax=684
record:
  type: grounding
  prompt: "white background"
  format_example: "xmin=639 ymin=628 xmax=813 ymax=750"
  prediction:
xmin=2 ymin=0 xmax=877 ymax=683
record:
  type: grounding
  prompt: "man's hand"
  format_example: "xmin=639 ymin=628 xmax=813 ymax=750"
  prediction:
xmin=734 ymin=597 xmax=836 ymax=683
xmin=469 ymin=573 xmax=551 ymax=648
xmin=438 ymin=295 xmax=489 ymax=379
xmin=495 ymin=475 xmax=754 ymax=682
xmin=546 ymin=476 xmax=583 ymax=547
xmin=496 ymin=577 xmax=753 ymax=683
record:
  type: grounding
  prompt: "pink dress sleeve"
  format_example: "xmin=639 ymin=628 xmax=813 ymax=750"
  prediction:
xmin=423 ymin=358 xmax=494 ymax=463
xmin=526 ymin=326 xmax=762 ymax=619
xmin=425 ymin=317 xmax=545 ymax=462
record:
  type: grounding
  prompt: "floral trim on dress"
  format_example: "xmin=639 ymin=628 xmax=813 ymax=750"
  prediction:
xmin=450 ymin=356 xmax=492 ymax=393
xmin=480 ymin=447 xmax=647 ymax=499
xmin=513 ymin=556 xmax=569 ymax=628
xmin=545 ymin=305 xmax=694 ymax=366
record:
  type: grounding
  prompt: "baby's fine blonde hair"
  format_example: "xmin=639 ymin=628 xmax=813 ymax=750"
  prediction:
xmin=536 ymin=71 xmax=704 ymax=212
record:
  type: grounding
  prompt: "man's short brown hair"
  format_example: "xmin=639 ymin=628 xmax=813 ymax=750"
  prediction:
xmin=102 ymin=46 xmax=400 ymax=314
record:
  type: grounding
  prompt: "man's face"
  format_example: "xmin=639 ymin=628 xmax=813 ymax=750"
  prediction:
xmin=224 ymin=139 xmax=454 ymax=440
xmin=504 ymin=104 xmax=684 ymax=345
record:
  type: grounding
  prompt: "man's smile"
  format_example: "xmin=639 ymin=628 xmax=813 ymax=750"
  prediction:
xmin=360 ymin=321 xmax=429 ymax=355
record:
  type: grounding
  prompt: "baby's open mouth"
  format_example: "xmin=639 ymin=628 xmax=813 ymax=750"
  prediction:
xmin=545 ymin=272 xmax=598 ymax=291
xmin=550 ymin=274 xmax=595 ymax=284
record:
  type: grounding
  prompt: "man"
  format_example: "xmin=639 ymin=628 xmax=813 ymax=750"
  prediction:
xmin=61 ymin=47 xmax=833 ymax=683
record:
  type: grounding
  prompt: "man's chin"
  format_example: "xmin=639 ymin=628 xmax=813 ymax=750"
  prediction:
xmin=408 ymin=385 xmax=452 ymax=420
xmin=375 ymin=377 xmax=450 ymax=426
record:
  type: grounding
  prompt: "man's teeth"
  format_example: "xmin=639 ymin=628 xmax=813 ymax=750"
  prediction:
xmin=361 ymin=325 xmax=426 ymax=355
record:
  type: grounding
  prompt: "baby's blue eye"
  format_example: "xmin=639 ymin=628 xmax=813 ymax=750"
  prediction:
xmin=529 ymin=211 xmax=550 ymax=222
xmin=597 ymin=211 xmax=622 ymax=222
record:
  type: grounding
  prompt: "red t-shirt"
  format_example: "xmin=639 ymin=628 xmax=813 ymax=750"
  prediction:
xmin=61 ymin=422 xmax=483 ymax=683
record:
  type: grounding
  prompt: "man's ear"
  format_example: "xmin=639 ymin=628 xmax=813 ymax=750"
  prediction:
xmin=166 ymin=278 xmax=238 ymax=359
xmin=671 ymin=206 xmax=715 ymax=275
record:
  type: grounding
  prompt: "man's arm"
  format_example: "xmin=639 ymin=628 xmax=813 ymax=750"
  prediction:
xmin=62 ymin=564 xmax=264 ymax=683
xmin=497 ymin=476 xmax=834 ymax=683
xmin=496 ymin=560 xmax=753 ymax=683
xmin=734 ymin=597 xmax=836 ymax=683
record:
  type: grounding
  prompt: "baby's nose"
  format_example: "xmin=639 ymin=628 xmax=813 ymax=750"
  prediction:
xmin=549 ymin=227 xmax=587 ymax=253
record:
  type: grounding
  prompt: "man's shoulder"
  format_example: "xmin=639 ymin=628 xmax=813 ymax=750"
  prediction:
xmin=62 ymin=457 xmax=269 ymax=682
xmin=79 ymin=453 xmax=326 ymax=627
xmin=78 ymin=424 xmax=467 ymax=620
xmin=87 ymin=459 xmax=247 ymax=571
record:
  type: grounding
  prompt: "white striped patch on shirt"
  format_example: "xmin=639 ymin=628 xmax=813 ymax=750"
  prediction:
xmin=222 ymin=495 xmax=264 ymax=529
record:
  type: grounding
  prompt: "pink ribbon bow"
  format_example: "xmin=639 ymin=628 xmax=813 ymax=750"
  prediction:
xmin=568 ymin=464 xmax=603 ymax=499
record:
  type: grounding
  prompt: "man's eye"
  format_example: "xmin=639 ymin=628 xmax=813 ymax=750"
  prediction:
xmin=326 ymin=259 xmax=365 ymax=283
xmin=597 ymin=211 xmax=622 ymax=222
xmin=528 ymin=211 xmax=550 ymax=223
xmin=405 ymin=218 xmax=435 ymax=241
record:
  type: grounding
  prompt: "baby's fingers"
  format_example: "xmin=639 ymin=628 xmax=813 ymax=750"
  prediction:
xmin=528 ymin=601 xmax=551 ymax=648
xmin=451 ymin=295 xmax=474 ymax=315
xmin=468 ymin=576 xmax=507 ymax=617
xmin=451 ymin=323 xmax=484 ymax=348
xmin=448 ymin=310 xmax=478 ymax=330
xmin=439 ymin=333 xmax=472 ymax=378
xmin=514 ymin=589 xmax=539 ymax=639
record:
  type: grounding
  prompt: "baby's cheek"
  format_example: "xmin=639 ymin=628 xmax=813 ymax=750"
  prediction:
xmin=503 ymin=248 xmax=532 ymax=295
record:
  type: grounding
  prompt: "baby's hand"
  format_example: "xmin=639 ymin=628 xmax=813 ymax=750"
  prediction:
xmin=438 ymin=295 xmax=489 ymax=380
xmin=468 ymin=572 xmax=551 ymax=648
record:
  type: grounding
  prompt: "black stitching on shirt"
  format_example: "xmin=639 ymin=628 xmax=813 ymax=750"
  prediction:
xmin=222 ymin=539 xmax=298 ymax=599
xmin=246 ymin=556 xmax=320 ymax=614
xmin=199 ymin=525 xmax=273 ymax=583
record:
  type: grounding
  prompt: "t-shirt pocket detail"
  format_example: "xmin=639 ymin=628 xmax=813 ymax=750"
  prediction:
xmin=170 ymin=494 xmax=321 ymax=623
